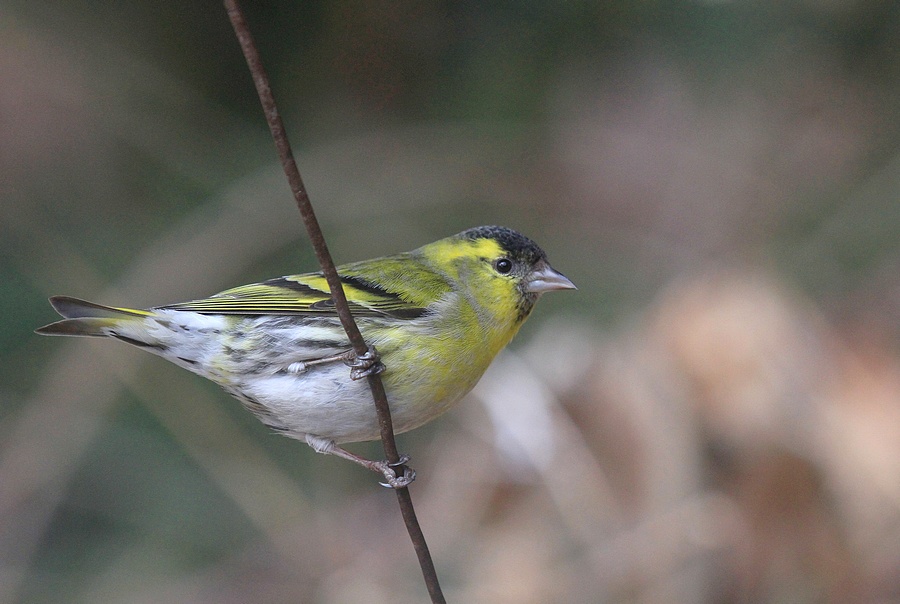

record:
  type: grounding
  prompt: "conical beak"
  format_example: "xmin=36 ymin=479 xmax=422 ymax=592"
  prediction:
xmin=526 ymin=261 xmax=577 ymax=293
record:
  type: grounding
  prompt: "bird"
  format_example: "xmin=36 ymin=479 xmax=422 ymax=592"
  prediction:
xmin=36 ymin=225 xmax=575 ymax=486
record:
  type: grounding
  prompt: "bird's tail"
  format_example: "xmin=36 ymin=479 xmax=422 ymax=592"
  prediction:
xmin=35 ymin=296 xmax=152 ymax=338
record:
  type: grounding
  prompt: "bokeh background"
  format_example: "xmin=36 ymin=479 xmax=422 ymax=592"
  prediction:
xmin=3 ymin=2 xmax=899 ymax=602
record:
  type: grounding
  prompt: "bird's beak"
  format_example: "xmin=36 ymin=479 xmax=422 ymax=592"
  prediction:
xmin=526 ymin=261 xmax=577 ymax=293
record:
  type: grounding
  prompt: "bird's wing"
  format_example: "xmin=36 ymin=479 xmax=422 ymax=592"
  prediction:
xmin=157 ymin=273 xmax=428 ymax=319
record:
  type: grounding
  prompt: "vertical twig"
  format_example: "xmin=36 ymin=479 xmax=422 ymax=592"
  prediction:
xmin=222 ymin=2 xmax=445 ymax=602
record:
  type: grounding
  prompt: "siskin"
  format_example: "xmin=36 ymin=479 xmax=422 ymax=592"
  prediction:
xmin=36 ymin=225 xmax=575 ymax=486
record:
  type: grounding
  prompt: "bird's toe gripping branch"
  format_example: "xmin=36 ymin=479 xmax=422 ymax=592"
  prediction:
xmin=377 ymin=454 xmax=416 ymax=489
xmin=344 ymin=345 xmax=385 ymax=380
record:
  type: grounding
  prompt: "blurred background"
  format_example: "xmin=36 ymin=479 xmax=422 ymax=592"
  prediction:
xmin=2 ymin=1 xmax=899 ymax=602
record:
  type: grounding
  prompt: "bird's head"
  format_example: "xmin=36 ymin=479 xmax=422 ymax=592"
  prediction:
xmin=422 ymin=225 xmax=576 ymax=326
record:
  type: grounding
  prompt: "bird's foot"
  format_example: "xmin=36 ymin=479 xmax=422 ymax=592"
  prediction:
xmin=376 ymin=454 xmax=416 ymax=488
xmin=344 ymin=345 xmax=385 ymax=380
xmin=308 ymin=436 xmax=416 ymax=489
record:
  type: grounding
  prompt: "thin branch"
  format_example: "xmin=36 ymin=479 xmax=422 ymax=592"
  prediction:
xmin=222 ymin=2 xmax=445 ymax=602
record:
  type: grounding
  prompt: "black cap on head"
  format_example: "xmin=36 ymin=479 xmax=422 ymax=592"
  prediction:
xmin=458 ymin=225 xmax=547 ymax=265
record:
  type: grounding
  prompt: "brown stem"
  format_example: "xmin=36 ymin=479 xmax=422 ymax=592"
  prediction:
xmin=222 ymin=2 xmax=445 ymax=602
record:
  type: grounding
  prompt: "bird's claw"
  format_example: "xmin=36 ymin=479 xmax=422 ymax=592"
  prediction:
xmin=377 ymin=455 xmax=416 ymax=488
xmin=345 ymin=346 xmax=385 ymax=380
xmin=389 ymin=453 xmax=411 ymax=467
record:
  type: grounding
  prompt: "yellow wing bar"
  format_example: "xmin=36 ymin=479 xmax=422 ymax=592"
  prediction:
xmin=159 ymin=274 xmax=428 ymax=319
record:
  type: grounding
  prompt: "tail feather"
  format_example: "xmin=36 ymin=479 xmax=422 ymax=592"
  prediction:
xmin=36 ymin=296 xmax=149 ymax=337
xmin=47 ymin=296 xmax=149 ymax=319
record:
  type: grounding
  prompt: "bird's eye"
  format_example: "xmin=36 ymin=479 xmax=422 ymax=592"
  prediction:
xmin=494 ymin=258 xmax=513 ymax=274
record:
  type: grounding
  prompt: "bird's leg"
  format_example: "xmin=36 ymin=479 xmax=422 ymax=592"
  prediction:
xmin=342 ymin=345 xmax=385 ymax=380
xmin=287 ymin=346 xmax=384 ymax=377
xmin=286 ymin=353 xmax=346 ymax=374
xmin=305 ymin=434 xmax=415 ymax=488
